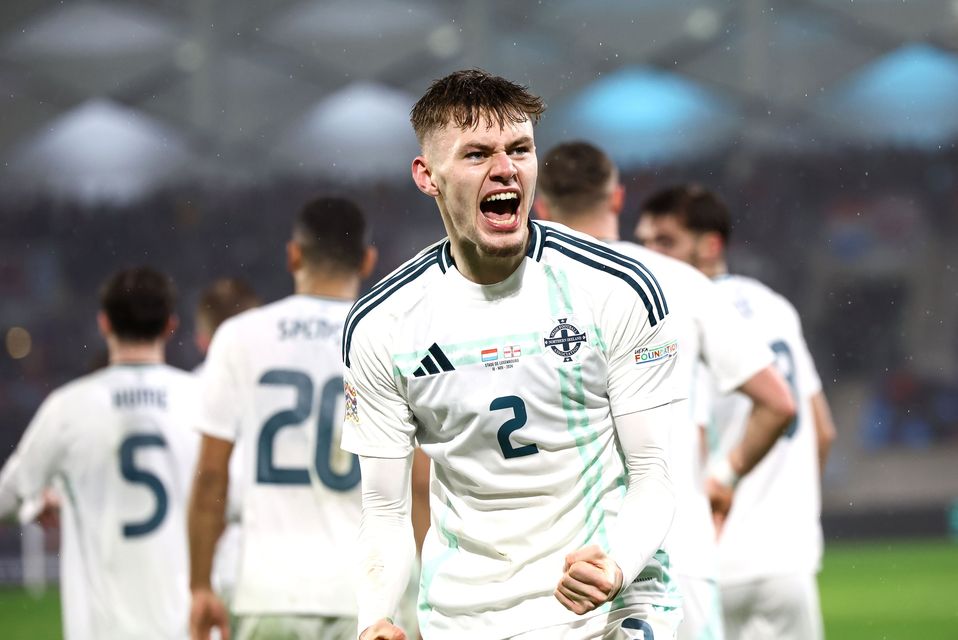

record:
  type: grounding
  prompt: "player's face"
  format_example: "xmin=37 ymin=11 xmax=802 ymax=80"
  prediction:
xmin=635 ymin=213 xmax=702 ymax=266
xmin=416 ymin=116 xmax=536 ymax=262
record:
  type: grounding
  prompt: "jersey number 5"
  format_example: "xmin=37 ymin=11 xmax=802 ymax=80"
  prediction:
xmin=119 ymin=434 xmax=168 ymax=538
xmin=257 ymin=369 xmax=360 ymax=491
xmin=491 ymin=395 xmax=539 ymax=459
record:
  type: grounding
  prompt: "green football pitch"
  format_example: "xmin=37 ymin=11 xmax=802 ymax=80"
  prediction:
xmin=0 ymin=539 xmax=955 ymax=638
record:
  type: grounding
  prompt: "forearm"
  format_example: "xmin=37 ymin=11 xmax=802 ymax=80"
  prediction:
xmin=724 ymin=366 xmax=796 ymax=478
xmin=811 ymin=391 xmax=837 ymax=475
xmin=0 ymin=455 xmax=21 ymax=519
xmin=188 ymin=467 xmax=228 ymax=590
xmin=727 ymin=402 xmax=793 ymax=477
xmin=410 ymin=449 xmax=431 ymax=557
xmin=608 ymin=404 xmax=675 ymax=585
xmin=357 ymin=454 xmax=416 ymax=633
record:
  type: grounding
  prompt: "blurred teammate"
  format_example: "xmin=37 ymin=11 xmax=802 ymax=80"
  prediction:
xmin=637 ymin=185 xmax=836 ymax=640
xmin=193 ymin=278 xmax=261 ymax=613
xmin=344 ymin=69 xmax=682 ymax=640
xmin=188 ymin=197 xmax=381 ymax=640
xmin=536 ymin=141 xmax=796 ymax=640
xmin=0 ymin=267 xmax=198 ymax=639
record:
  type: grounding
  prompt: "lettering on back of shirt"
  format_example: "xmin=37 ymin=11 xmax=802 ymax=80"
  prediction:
xmin=113 ymin=388 xmax=167 ymax=410
xmin=278 ymin=318 xmax=340 ymax=341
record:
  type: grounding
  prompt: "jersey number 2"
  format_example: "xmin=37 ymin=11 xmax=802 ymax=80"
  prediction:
xmin=119 ymin=434 xmax=168 ymax=538
xmin=770 ymin=340 xmax=799 ymax=438
xmin=257 ymin=369 xmax=360 ymax=491
xmin=491 ymin=396 xmax=539 ymax=459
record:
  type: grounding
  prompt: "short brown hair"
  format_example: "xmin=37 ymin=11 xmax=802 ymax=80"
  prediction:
xmin=293 ymin=196 xmax=368 ymax=273
xmin=100 ymin=266 xmax=176 ymax=341
xmin=410 ymin=68 xmax=546 ymax=145
xmin=196 ymin=278 xmax=260 ymax=335
xmin=539 ymin=141 xmax=617 ymax=215
xmin=640 ymin=184 xmax=731 ymax=244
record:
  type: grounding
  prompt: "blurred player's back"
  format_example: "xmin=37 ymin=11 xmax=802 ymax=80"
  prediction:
xmin=52 ymin=363 xmax=198 ymax=639
xmin=199 ymin=294 xmax=361 ymax=614
xmin=709 ymin=274 xmax=823 ymax=582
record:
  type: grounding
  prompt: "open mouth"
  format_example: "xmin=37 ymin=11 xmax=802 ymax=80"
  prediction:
xmin=480 ymin=191 xmax=521 ymax=229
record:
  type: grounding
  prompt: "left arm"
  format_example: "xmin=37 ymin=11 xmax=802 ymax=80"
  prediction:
xmin=554 ymin=403 xmax=675 ymax=614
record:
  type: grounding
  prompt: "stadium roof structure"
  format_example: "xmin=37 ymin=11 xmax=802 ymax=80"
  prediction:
xmin=0 ymin=0 xmax=956 ymax=199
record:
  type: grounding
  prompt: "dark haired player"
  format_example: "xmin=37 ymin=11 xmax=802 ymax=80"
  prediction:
xmin=0 ymin=266 xmax=199 ymax=640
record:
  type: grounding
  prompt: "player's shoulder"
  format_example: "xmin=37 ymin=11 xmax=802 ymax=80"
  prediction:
xmin=612 ymin=240 xmax=712 ymax=289
xmin=535 ymin=221 xmax=669 ymax=324
xmin=716 ymin=274 xmax=801 ymax=323
xmin=343 ymin=238 xmax=449 ymax=365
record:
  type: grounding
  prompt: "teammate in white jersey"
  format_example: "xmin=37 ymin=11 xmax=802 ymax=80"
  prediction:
xmin=344 ymin=69 xmax=683 ymax=640
xmin=636 ymin=185 xmax=837 ymax=640
xmin=193 ymin=278 xmax=260 ymax=614
xmin=0 ymin=266 xmax=199 ymax=640
xmin=188 ymin=197 xmax=386 ymax=640
xmin=535 ymin=142 xmax=797 ymax=640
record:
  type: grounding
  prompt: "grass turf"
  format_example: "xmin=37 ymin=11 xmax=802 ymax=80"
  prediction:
xmin=820 ymin=539 xmax=958 ymax=639
xmin=0 ymin=539 xmax=954 ymax=638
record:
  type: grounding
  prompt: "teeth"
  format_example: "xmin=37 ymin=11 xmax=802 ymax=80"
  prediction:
xmin=483 ymin=192 xmax=518 ymax=202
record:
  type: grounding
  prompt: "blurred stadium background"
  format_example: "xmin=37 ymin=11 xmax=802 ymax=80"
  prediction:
xmin=1 ymin=0 xmax=956 ymax=636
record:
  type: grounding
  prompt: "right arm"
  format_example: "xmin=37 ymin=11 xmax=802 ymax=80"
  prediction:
xmin=187 ymin=435 xmax=233 ymax=640
xmin=706 ymin=365 xmax=795 ymax=529
xmin=810 ymin=391 xmax=837 ymax=476
xmin=189 ymin=321 xmax=243 ymax=640
xmin=341 ymin=319 xmax=421 ymax=639
xmin=356 ymin=455 xmax=416 ymax=640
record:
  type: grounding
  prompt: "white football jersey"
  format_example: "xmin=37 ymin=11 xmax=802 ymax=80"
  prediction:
xmin=198 ymin=294 xmax=361 ymax=616
xmin=707 ymin=275 xmax=824 ymax=584
xmin=1 ymin=364 xmax=199 ymax=640
xmin=342 ymin=221 xmax=682 ymax=640
xmin=612 ymin=242 xmax=773 ymax=580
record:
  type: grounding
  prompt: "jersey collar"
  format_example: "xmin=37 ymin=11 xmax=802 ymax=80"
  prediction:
xmin=438 ymin=220 xmax=545 ymax=275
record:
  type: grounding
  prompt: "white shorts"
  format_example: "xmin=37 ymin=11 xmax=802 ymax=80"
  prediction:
xmin=508 ymin=603 xmax=682 ymax=640
xmin=720 ymin=573 xmax=823 ymax=640
xmin=234 ymin=614 xmax=357 ymax=640
xmin=675 ymin=575 xmax=724 ymax=640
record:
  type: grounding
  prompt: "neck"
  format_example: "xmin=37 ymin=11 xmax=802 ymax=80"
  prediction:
xmin=109 ymin=340 xmax=165 ymax=365
xmin=294 ymin=270 xmax=361 ymax=300
xmin=698 ymin=259 xmax=728 ymax=279
xmin=553 ymin=206 xmax=619 ymax=242
xmin=451 ymin=243 xmax=526 ymax=285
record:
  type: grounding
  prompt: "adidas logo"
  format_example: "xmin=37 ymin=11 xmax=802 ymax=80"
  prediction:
xmin=413 ymin=343 xmax=456 ymax=377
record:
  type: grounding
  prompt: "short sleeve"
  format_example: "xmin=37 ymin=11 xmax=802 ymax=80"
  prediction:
xmin=605 ymin=284 xmax=683 ymax=418
xmin=5 ymin=392 xmax=67 ymax=503
xmin=692 ymin=272 xmax=774 ymax=394
xmin=197 ymin=319 xmax=243 ymax=442
xmin=340 ymin=321 xmax=418 ymax=458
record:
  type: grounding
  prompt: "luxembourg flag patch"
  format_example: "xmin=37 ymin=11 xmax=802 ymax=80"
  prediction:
xmin=481 ymin=348 xmax=499 ymax=362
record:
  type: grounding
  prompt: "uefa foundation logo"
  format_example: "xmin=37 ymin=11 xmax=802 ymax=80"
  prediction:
xmin=544 ymin=318 xmax=588 ymax=363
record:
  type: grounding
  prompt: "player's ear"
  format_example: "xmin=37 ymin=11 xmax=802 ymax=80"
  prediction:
xmin=701 ymin=231 xmax=724 ymax=261
xmin=359 ymin=245 xmax=378 ymax=280
xmin=412 ymin=156 xmax=440 ymax=197
xmin=609 ymin=184 xmax=626 ymax=216
xmin=286 ymin=240 xmax=302 ymax=274
xmin=97 ymin=311 xmax=111 ymax=339
xmin=533 ymin=196 xmax=551 ymax=221
xmin=164 ymin=315 xmax=179 ymax=338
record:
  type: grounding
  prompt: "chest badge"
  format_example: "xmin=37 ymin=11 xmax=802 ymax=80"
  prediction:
xmin=544 ymin=318 xmax=588 ymax=362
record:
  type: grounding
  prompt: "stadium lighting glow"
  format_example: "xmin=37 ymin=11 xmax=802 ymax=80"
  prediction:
xmin=6 ymin=327 xmax=32 ymax=360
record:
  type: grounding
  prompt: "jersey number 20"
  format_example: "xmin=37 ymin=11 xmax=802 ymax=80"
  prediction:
xmin=257 ymin=369 xmax=360 ymax=491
